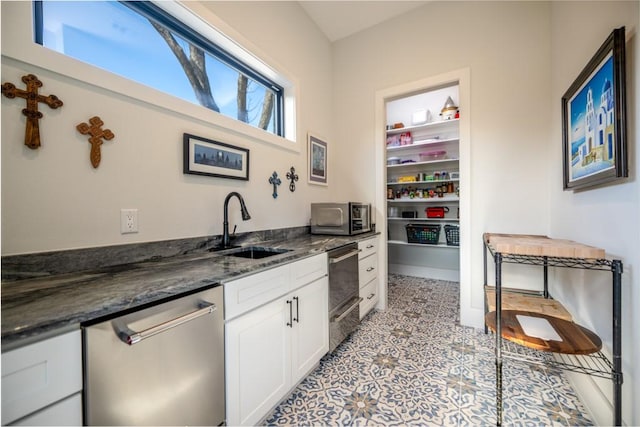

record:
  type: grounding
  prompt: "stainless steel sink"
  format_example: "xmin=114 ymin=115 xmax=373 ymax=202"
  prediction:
xmin=223 ymin=246 xmax=291 ymax=259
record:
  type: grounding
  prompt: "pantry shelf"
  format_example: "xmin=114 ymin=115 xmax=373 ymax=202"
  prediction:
xmin=388 ymin=218 xmax=459 ymax=223
xmin=388 ymin=240 xmax=459 ymax=249
xmin=387 ymin=196 xmax=459 ymax=203
xmin=387 ymin=158 xmax=458 ymax=168
xmin=385 ymin=118 xmax=459 ymax=135
xmin=387 ymin=137 xmax=459 ymax=152
xmin=386 ymin=178 xmax=459 ymax=186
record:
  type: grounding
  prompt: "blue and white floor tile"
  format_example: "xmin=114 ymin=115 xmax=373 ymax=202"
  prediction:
xmin=265 ymin=274 xmax=592 ymax=426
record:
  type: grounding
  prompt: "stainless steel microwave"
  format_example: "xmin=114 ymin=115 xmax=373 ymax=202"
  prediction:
xmin=311 ymin=202 xmax=372 ymax=235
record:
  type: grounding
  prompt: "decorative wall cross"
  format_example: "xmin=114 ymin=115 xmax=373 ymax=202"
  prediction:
xmin=76 ymin=116 xmax=115 ymax=168
xmin=286 ymin=166 xmax=299 ymax=192
xmin=1 ymin=74 xmax=63 ymax=149
xmin=269 ymin=171 xmax=281 ymax=199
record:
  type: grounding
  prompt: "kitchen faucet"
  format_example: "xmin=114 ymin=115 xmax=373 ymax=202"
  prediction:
xmin=222 ymin=191 xmax=251 ymax=249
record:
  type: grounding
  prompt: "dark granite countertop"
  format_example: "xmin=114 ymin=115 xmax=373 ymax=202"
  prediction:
xmin=1 ymin=232 xmax=378 ymax=349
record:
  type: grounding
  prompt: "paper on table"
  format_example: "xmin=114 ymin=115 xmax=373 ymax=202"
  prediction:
xmin=516 ymin=315 xmax=563 ymax=341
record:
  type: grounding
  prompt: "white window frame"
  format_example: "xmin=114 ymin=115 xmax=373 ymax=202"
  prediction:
xmin=2 ymin=1 xmax=300 ymax=152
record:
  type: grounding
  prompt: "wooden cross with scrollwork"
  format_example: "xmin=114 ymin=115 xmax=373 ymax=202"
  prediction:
xmin=1 ymin=74 xmax=63 ymax=149
xmin=77 ymin=116 xmax=115 ymax=168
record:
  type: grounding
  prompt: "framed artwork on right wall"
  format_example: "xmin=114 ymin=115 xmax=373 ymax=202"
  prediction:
xmin=562 ymin=26 xmax=628 ymax=191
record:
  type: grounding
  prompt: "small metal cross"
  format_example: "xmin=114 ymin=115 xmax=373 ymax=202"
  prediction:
xmin=1 ymin=74 xmax=63 ymax=149
xmin=76 ymin=116 xmax=115 ymax=168
xmin=269 ymin=171 xmax=281 ymax=199
xmin=286 ymin=166 xmax=299 ymax=192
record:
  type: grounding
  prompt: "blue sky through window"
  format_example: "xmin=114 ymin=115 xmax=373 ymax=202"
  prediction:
xmin=40 ymin=1 xmax=276 ymax=133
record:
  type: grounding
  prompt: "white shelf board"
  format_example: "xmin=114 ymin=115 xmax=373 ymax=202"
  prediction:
xmin=388 ymin=217 xmax=459 ymax=222
xmin=386 ymin=178 xmax=459 ymax=186
xmin=386 ymin=118 xmax=459 ymax=135
xmin=387 ymin=158 xmax=458 ymax=168
xmin=387 ymin=137 xmax=459 ymax=152
xmin=388 ymin=240 xmax=460 ymax=249
xmin=387 ymin=195 xmax=459 ymax=203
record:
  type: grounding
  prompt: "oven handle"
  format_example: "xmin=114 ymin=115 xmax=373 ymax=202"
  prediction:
xmin=329 ymin=249 xmax=361 ymax=264
xmin=117 ymin=301 xmax=216 ymax=345
xmin=331 ymin=297 xmax=363 ymax=323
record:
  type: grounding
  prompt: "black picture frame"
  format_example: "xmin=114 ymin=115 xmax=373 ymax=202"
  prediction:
xmin=308 ymin=133 xmax=328 ymax=186
xmin=183 ymin=133 xmax=249 ymax=180
xmin=562 ymin=27 xmax=627 ymax=191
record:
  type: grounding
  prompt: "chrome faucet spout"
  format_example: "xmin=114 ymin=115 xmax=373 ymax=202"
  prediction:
xmin=222 ymin=192 xmax=251 ymax=248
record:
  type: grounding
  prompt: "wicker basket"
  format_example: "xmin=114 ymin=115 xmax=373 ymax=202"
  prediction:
xmin=444 ymin=224 xmax=460 ymax=246
xmin=406 ymin=223 xmax=441 ymax=244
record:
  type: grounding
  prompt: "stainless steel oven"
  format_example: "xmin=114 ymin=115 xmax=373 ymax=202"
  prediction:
xmin=327 ymin=243 xmax=362 ymax=352
xmin=311 ymin=202 xmax=372 ymax=235
xmin=83 ymin=286 xmax=225 ymax=426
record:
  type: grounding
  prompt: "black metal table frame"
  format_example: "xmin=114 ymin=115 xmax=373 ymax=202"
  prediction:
xmin=482 ymin=236 xmax=623 ymax=426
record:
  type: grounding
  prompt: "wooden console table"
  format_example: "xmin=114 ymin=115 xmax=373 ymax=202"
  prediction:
xmin=482 ymin=233 xmax=623 ymax=426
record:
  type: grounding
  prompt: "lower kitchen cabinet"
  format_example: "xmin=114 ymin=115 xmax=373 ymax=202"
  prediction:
xmin=1 ymin=330 xmax=82 ymax=426
xmin=358 ymin=236 xmax=379 ymax=319
xmin=225 ymin=254 xmax=329 ymax=426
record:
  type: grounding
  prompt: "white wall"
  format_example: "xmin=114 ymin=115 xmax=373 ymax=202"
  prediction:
xmin=548 ymin=2 xmax=639 ymax=425
xmin=1 ymin=1 xmax=335 ymax=255
xmin=332 ymin=1 xmax=553 ymax=326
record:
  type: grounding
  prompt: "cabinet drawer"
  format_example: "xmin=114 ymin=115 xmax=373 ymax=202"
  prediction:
xmin=358 ymin=253 xmax=377 ymax=287
xmin=2 ymin=330 xmax=82 ymax=425
xmin=358 ymin=237 xmax=378 ymax=260
xmin=290 ymin=253 xmax=327 ymax=290
xmin=11 ymin=393 xmax=82 ymax=426
xmin=359 ymin=278 xmax=378 ymax=319
xmin=225 ymin=264 xmax=291 ymax=320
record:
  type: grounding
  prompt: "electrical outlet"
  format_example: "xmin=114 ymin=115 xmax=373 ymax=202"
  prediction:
xmin=120 ymin=209 xmax=138 ymax=234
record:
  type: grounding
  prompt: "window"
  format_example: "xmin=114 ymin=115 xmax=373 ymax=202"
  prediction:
xmin=34 ymin=1 xmax=284 ymax=136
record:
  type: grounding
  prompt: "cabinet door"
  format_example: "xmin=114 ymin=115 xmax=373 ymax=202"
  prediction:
xmin=226 ymin=297 xmax=291 ymax=426
xmin=290 ymin=276 xmax=329 ymax=384
xmin=1 ymin=330 xmax=82 ymax=425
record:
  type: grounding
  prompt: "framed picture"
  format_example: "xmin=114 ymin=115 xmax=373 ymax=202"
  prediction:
xmin=562 ymin=27 xmax=627 ymax=191
xmin=183 ymin=133 xmax=249 ymax=180
xmin=308 ymin=133 xmax=328 ymax=186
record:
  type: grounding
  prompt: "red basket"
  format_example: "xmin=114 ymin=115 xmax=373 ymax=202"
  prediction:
xmin=426 ymin=207 xmax=449 ymax=218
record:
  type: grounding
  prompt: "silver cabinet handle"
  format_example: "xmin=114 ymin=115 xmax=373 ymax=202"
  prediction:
xmin=331 ymin=297 xmax=363 ymax=323
xmin=118 ymin=302 xmax=216 ymax=345
xmin=367 ymin=293 xmax=375 ymax=300
xmin=329 ymin=249 xmax=361 ymax=264
xmin=366 ymin=267 xmax=375 ymax=272
xmin=366 ymin=244 xmax=374 ymax=249
xmin=293 ymin=296 xmax=300 ymax=323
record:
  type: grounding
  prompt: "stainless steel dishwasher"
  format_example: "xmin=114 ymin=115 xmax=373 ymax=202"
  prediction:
xmin=328 ymin=243 xmax=362 ymax=352
xmin=83 ymin=286 xmax=225 ymax=426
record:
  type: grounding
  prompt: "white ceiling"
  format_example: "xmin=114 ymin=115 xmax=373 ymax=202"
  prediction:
xmin=298 ymin=1 xmax=431 ymax=42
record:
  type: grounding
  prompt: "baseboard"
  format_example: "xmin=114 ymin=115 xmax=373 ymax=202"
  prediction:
xmin=559 ymin=358 xmax=616 ymax=426
xmin=389 ymin=263 xmax=460 ymax=282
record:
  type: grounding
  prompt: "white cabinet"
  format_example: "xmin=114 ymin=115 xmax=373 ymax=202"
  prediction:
xmin=1 ymin=330 xmax=82 ymax=426
xmin=386 ymin=85 xmax=461 ymax=281
xmin=225 ymin=253 xmax=328 ymax=426
xmin=358 ymin=236 xmax=379 ymax=319
xmin=226 ymin=293 xmax=291 ymax=427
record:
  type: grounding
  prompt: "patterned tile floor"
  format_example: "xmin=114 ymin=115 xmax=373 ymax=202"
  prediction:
xmin=265 ymin=274 xmax=592 ymax=426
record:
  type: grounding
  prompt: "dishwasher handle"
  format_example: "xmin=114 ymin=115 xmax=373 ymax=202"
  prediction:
xmin=118 ymin=301 xmax=216 ymax=345
xmin=329 ymin=249 xmax=361 ymax=264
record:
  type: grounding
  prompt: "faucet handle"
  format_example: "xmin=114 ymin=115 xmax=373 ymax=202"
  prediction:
xmin=231 ymin=224 xmax=237 ymax=237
